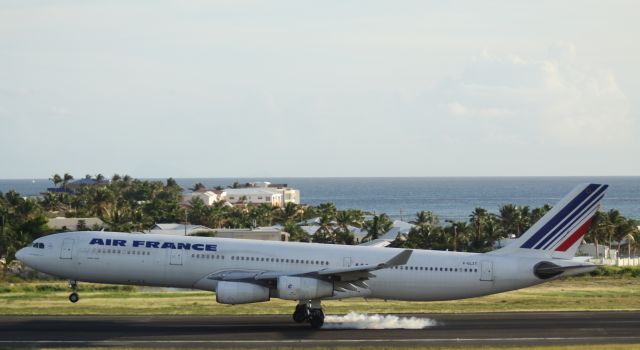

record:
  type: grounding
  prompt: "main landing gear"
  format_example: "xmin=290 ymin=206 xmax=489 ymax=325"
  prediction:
xmin=292 ymin=300 xmax=324 ymax=329
xmin=68 ymin=280 xmax=79 ymax=303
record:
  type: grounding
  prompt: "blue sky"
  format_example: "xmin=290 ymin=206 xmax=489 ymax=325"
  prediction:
xmin=1 ymin=1 xmax=638 ymax=178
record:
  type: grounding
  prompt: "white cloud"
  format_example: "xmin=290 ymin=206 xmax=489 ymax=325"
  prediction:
xmin=444 ymin=45 xmax=634 ymax=148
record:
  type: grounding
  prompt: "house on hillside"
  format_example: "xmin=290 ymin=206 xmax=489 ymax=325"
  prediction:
xmin=48 ymin=217 xmax=104 ymax=231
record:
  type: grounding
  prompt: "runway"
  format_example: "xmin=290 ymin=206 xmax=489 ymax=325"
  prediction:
xmin=1 ymin=311 xmax=640 ymax=347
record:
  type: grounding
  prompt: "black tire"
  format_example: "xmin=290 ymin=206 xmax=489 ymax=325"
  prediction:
xmin=309 ymin=309 xmax=324 ymax=329
xmin=293 ymin=311 xmax=306 ymax=323
xmin=69 ymin=292 xmax=79 ymax=303
xmin=293 ymin=304 xmax=307 ymax=323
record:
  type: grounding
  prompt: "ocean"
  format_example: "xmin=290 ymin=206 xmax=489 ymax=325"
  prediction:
xmin=1 ymin=177 xmax=639 ymax=220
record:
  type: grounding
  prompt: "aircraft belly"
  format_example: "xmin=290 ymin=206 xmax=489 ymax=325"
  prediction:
xmin=368 ymin=270 xmax=493 ymax=301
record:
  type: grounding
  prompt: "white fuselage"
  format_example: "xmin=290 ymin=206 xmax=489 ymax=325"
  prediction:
xmin=18 ymin=231 xmax=555 ymax=302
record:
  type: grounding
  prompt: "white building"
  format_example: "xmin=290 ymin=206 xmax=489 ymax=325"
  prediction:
xmin=225 ymin=188 xmax=284 ymax=207
xmin=48 ymin=217 xmax=104 ymax=231
xmin=578 ymin=243 xmax=618 ymax=259
xmin=236 ymin=182 xmax=300 ymax=205
xmin=149 ymin=223 xmax=288 ymax=241
xmin=181 ymin=190 xmax=227 ymax=206
xmin=149 ymin=223 xmax=214 ymax=236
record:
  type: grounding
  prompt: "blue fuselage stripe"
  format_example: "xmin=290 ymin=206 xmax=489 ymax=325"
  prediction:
xmin=537 ymin=190 xmax=605 ymax=250
xmin=520 ymin=184 xmax=600 ymax=249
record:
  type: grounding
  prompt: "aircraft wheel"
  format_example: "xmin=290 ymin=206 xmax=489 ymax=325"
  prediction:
xmin=292 ymin=304 xmax=307 ymax=323
xmin=309 ymin=309 xmax=324 ymax=329
xmin=69 ymin=292 xmax=79 ymax=303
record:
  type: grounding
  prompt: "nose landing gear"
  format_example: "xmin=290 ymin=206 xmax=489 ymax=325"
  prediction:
xmin=292 ymin=300 xmax=325 ymax=329
xmin=68 ymin=280 xmax=79 ymax=303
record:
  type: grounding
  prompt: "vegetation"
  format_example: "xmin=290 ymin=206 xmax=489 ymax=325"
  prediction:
xmin=1 ymin=276 xmax=639 ymax=315
xmin=1 ymin=174 xmax=639 ymax=266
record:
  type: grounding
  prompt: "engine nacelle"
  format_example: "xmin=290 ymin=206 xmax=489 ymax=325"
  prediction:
xmin=277 ymin=276 xmax=333 ymax=300
xmin=215 ymin=281 xmax=270 ymax=304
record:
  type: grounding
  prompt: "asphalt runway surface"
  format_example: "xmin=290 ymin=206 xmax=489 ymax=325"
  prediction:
xmin=1 ymin=312 xmax=640 ymax=347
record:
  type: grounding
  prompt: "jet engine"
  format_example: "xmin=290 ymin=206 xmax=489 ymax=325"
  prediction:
xmin=215 ymin=281 xmax=270 ymax=304
xmin=277 ymin=276 xmax=333 ymax=300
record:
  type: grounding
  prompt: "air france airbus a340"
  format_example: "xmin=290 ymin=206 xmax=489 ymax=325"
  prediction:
xmin=17 ymin=183 xmax=607 ymax=328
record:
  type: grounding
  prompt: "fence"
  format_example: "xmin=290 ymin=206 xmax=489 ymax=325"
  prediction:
xmin=589 ymin=258 xmax=640 ymax=266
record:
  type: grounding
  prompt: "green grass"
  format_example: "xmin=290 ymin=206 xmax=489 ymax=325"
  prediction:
xmin=1 ymin=277 xmax=639 ymax=316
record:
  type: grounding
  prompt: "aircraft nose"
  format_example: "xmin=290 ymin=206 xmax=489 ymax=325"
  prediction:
xmin=15 ymin=248 xmax=27 ymax=262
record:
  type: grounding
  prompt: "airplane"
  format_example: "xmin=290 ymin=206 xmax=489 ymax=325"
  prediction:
xmin=16 ymin=183 xmax=607 ymax=328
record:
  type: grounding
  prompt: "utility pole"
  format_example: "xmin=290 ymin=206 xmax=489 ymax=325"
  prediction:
xmin=184 ymin=208 xmax=188 ymax=236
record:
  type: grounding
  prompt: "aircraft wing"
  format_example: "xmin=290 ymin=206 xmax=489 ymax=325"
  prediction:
xmin=206 ymin=249 xmax=412 ymax=284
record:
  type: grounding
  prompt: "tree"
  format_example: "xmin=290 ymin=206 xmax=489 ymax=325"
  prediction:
xmin=166 ymin=177 xmax=180 ymax=189
xmin=604 ymin=209 xmax=625 ymax=258
xmin=444 ymin=221 xmax=469 ymax=251
xmin=469 ymin=207 xmax=490 ymax=250
xmin=49 ymin=174 xmax=62 ymax=188
xmin=498 ymin=204 xmax=530 ymax=237
xmin=585 ymin=210 xmax=607 ymax=258
xmin=363 ymin=213 xmax=393 ymax=242
xmin=190 ymin=182 xmax=206 ymax=192
xmin=531 ymin=204 xmax=552 ymax=224
xmin=40 ymin=193 xmax=62 ymax=212
xmin=283 ymin=220 xmax=309 ymax=242
xmin=312 ymin=213 xmax=335 ymax=243
xmin=332 ymin=210 xmax=363 ymax=245
xmin=62 ymin=173 xmax=74 ymax=189
xmin=410 ymin=211 xmax=439 ymax=227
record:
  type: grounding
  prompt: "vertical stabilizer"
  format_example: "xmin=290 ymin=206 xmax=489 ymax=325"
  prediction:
xmin=491 ymin=183 xmax=608 ymax=260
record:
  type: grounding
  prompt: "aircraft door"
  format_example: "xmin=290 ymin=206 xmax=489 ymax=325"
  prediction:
xmin=60 ymin=238 xmax=74 ymax=259
xmin=480 ymin=261 xmax=494 ymax=281
xmin=343 ymin=257 xmax=352 ymax=267
xmin=170 ymin=249 xmax=183 ymax=265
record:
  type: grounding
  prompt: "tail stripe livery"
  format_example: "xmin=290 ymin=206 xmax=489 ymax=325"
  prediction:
xmin=520 ymin=184 xmax=604 ymax=249
xmin=493 ymin=183 xmax=608 ymax=260
xmin=539 ymin=192 xmax=605 ymax=250
xmin=535 ymin=188 xmax=606 ymax=250
xmin=555 ymin=217 xmax=593 ymax=252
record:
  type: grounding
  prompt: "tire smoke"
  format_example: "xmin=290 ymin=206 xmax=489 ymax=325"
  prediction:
xmin=322 ymin=312 xmax=438 ymax=329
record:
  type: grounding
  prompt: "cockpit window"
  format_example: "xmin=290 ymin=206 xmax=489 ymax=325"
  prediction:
xmin=31 ymin=242 xmax=45 ymax=249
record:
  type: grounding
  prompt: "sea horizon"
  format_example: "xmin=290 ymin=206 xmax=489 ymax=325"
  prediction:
xmin=1 ymin=176 xmax=638 ymax=221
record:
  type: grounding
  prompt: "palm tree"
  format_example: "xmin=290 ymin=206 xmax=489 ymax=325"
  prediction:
xmin=604 ymin=209 xmax=625 ymax=258
xmin=190 ymin=182 xmax=206 ymax=192
xmin=283 ymin=220 xmax=309 ymax=242
xmin=90 ymin=188 xmax=114 ymax=218
xmin=317 ymin=203 xmax=337 ymax=220
xmin=363 ymin=213 xmax=393 ymax=242
xmin=613 ymin=217 xmax=637 ymax=257
xmin=410 ymin=211 xmax=439 ymax=227
xmin=40 ymin=193 xmax=61 ymax=212
xmin=276 ymin=202 xmax=303 ymax=224
xmin=498 ymin=204 xmax=530 ymax=237
xmin=585 ymin=210 xmax=607 ymax=258
xmin=444 ymin=221 xmax=469 ymax=251
xmin=313 ymin=213 xmax=335 ymax=243
xmin=62 ymin=173 xmax=74 ymax=189
xmin=49 ymin=174 xmax=62 ymax=188
xmin=531 ymin=204 xmax=552 ymax=224
xmin=469 ymin=207 xmax=489 ymax=249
